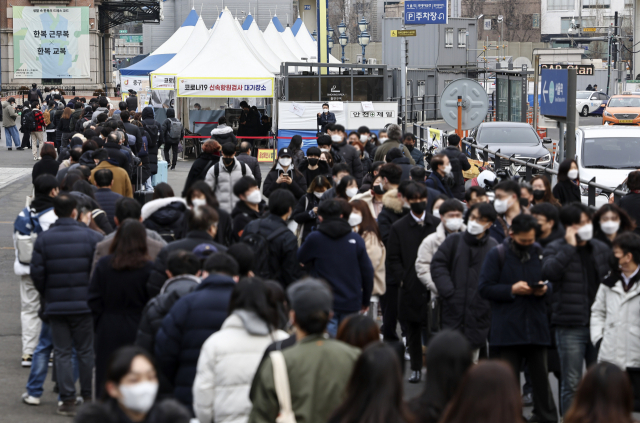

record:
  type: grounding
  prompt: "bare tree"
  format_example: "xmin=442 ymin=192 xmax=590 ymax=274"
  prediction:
xmin=328 ymin=0 xmax=371 ymax=44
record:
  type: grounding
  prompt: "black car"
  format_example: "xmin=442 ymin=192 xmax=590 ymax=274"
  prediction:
xmin=465 ymin=122 xmax=553 ymax=173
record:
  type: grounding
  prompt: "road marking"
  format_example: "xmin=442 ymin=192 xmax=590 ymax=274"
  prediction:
xmin=0 ymin=168 xmax=31 ymax=191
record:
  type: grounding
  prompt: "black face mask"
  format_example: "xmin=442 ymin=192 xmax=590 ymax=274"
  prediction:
xmin=307 ymin=158 xmax=319 ymax=166
xmin=533 ymin=189 xmax=545 ymax=200
xmin=410 ymin=201 xmax=427 ymax=215
xmin=513 ymin=241 xmax=530 ymax=252
xmin=405 ymin=144 xmax=414 ymax=152
xmin=222 ymin=157 xmax=234 ymax=167
xmin=373 ymin=184 xmax=385 ymax=195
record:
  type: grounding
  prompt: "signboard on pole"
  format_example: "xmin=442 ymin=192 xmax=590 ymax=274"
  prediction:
xmin=391 ymin=30 xmax=417 ymax=37
xmin=404 ymin=0 xmax=448 ymax=25
xmin=540 ymin=63 xmax=594 ymax=75
xmin=540 ymin=69 xmax=568 ymax=117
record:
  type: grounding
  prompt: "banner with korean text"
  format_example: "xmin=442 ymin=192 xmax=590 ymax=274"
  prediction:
xmin=13 ymin=6 xmax=90 ymax=78
xmin=177 ymin=78 xmax=274 ymax=98
xmin=150 ymin=74 xmax=176 ymax=90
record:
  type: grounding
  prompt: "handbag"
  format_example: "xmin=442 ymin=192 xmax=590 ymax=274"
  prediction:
xmin=270 ymin=351 xmax=297 ymax=423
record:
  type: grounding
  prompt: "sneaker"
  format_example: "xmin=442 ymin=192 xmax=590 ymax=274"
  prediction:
xmin=21 ymin=393 xmax=40 ymax=406
xmin=404 ymin=347 xmax=411 ymax=362
xmin=16 ymin=147 xmax=24 ymax=151
xmin=21 ymin=354 xmax=32 ymax=367
xmin=170 ymin=165 xmax=176 ymax=170
xmin=8 ymin=148 xmax=12 ymax=151
xmin=33 ymin=157 xmax=37 ymax=161
xmin=522 ymin=392 xmax=533 ymax=406
xmin=57 ymin=400 xmax=77 ymax=416
xmin=57 ymin=397 xmax=83 ymax=407
xmin=49 ymin=355 xmax=53 ymax=367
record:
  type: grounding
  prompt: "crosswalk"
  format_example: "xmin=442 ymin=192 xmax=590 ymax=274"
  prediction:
xmin=0 ymin=168 xmax=32 ymax=191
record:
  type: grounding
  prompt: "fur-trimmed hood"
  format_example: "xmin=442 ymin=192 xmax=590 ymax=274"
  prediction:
xmin=211 ymin=125 xmax=234 ymax=136
xmin=141 ymin=197 xmax=187 ymax=221
xmin=382 ymin=188 xmax=405 ymax=213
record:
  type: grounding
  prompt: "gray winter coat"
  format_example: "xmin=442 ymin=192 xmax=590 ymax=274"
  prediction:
xmin=2 ymin=101 xmax=18 ymax=127
xmin=205 ymin=158 xmax=254 ymax=214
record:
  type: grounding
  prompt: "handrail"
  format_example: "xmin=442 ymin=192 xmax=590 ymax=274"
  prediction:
xmin=411 ymin=122 xmax=628 ymax=206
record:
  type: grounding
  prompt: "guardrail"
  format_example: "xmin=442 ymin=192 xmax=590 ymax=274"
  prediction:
xmin=412 ymin=122 xmax=628 ymax=207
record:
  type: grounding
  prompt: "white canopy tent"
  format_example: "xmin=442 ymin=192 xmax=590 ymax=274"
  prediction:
xmin=281 ymin=27 xmax=309 ymax=61
xmin=241 ymin=15 xmax=283 ymax=72
xmin=293 ymin=19 xmax=317 ymax=61
xmin=263 ymin=21 xmax=301 ymax=64
xmin=234 ymin=18 xmax=280 ymax=74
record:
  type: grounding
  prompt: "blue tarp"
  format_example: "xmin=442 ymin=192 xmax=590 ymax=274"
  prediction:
xmin=181 ymin=9 xmax=199 ymax=27
xmin=272 ymin=16 xmax=285 ymax=32
xmin=291 ymin=18 xmax=303 ymax=36
xmin=276 ymin=129 xmax=380 ymax=153
xmin=242 ymin=14 xmax=254 ymax=30
xmin=119 ymin=53 xmax=175 ymax=76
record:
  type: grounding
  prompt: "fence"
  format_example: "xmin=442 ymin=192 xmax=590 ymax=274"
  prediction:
xmin=411 ymin=122 xmax=627 ymax=207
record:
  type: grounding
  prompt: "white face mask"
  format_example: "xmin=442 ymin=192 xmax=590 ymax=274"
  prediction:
xmin=443 ymin=164 xmax=452 ymax=175
xmin=433 ymin=209 xmax=441 ymax=218
xmin=331 ymin=134 xmax=342 ymax=142
xmin=346 ymin=187 xmax=359 ymax=198
xmin=379 ymin=137 xmax=389 ymax=143
xmin=323 ymin=108 xmax=329 ymax=114
xmin=360 ymin=135 xmax=368 ymax=143
xmin=567 ymin=169 xmax=579 ymax=180
xmin=467 ymin=220 xmax=487 ymax=235
xmin=192 ymin=198 xmax=206 ymax=209
xmin=445 ymin=217 xmax=463 ymax=232
xmin=577 ymin=223 xmax=593 ymax=241
xmin=600 ymin=220 xmax=620 ymax=235
xmin=279 ymin=158 xmax=292 ymax=167
xmin=119 ymin=381 xmax=158 ymax=414
xmin=246 ymin=190 xmax=262 ymax=204
xmin=493 ymin=197 xmax=511 ymax=214
xmin=320 ymin=147 xmax=330 ymax=153
xmin=348 ymin=213 xmax=363 ymax=227
xmin=313 ymin=191 xmax=324 ymax=199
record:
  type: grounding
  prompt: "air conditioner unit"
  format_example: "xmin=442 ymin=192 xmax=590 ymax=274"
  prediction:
xmin=367 ymin=58 xmax=377 ymax=64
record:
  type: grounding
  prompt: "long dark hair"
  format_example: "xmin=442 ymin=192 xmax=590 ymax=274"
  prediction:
xmin=350 ymin=199 xmax=382 ymax=243
xmin=531 ymin=175 xmax=561 ymax=206
xmin=289 ymin=135 xmax=302 ymax=154
xmin=558 ymin=158 xmax=579 ymax=182
xmin=406 ymin=330 xmax=472 ymax=423
xmin=564 ymin=362 xmax=633 ymax=423
xmin=228 ymin=277 xmax=279 ymax=330
xmin=438 ymin=361 xmax=524 ymax=423
xmin=336 ymin=175 xmax=357 ymax=200
xmin=185 ymin=181 xmax=220 ymax=210
xmin=336 ymin=315 xmax=380 ymax=349
xmin=109 ymin=219 xmax=150 ymax=270
xmin=329 ymin=342 xmax=411 ymax=423
xmin=307 ymin=175 xmax=332 ymax=194
xmin=593 ymin=203 xmax=636 ymax=238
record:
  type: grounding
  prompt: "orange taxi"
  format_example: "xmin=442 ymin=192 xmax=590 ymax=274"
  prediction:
xmin=602 ymin=93 xmax=640 ymax=125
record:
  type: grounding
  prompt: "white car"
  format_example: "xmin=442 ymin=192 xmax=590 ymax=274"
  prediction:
xmin=562 ymin=126 xmax=640 ymax=207
xmin=576 ymin=91 xmax=608 ymax=117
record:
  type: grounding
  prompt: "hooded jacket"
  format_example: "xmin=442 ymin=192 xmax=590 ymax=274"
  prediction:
xmin=75 ymin=398 xmax=191 ymax=423
xmin=205 ymin=158 xmax=254 ymax=214
xmin=293 ymin=192 xmax=321 ymax=243
xmin=210 ymin=124 xmax=238 ymax=146
xmin=391 ymin=156 xmax=413 ymax=182
xmin=231 ymin=200 xmax=265 ymax=242
xmin=298 ymin=218 xmax=374 ymax=314
xmin=193 ymin=311 xmax=289 ymax=423
xmin=91 ymin=106 xmax=109 ymax=124
xmin=69 ymin=108 xmax=82 ymax=133
xmin=13 ymin=195 xmax=58 ymax=276
xmin=142 ymin=197 xmax=188 ymax=243
xmin=377 ymin=188 xmax=409 ymax=244
xmin=183 ymin=152 xmax=220 ymax=197
xmin=332 ymin=141 xmax=364 ymax=186
xmin=298 ymin=158 xmax=332 ymax=187
xmin=142 ymin=106 xmax=163 ymax=174
xmin=2 ymin=101 xmax=18 ymax=127
xmin=126 ymin=93 xmax=138 ymax=112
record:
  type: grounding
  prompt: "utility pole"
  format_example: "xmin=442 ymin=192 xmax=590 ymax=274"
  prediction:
xmin=606 ymin=28 xmax=612 ymax=95
xmin=401 ymin=18 xmax=407 ymax=132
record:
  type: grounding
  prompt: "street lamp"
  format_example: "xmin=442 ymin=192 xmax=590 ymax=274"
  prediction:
xmin=359 ymin=30 xmax=370 ymax=67
xmin=339 ymin=32 xmax=348 ymax=63
xmin=338 ymin=21 xmax=346 ymax=35
xmin=358 ymin=17 xmax=368 ymax=32
xmin=328 ymin=25 xmax=334 ymax=39
xmin=328 ymin=34 xmax=334 ymax=55
xmin=311 ymin=29 xmax=317 ymax=41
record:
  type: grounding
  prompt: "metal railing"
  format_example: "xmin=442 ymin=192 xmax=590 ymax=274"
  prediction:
xmin=412 ymin=122 xmax=628 ymax=207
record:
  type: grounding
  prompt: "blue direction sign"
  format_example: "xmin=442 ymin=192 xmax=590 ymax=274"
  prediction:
xmin=540 ymin=69 xmax=568 ymax=117
xmin=404 ymin=0 xmax=448 ymax=25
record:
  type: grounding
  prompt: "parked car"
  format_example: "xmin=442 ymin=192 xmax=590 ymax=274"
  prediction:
xmin=602 ymin=93 xmax=640 ymax=125
xmin=465 ymin=122 xmax=553 ymax=175
xmin=576 ymin=91 xmax=608 ymax=117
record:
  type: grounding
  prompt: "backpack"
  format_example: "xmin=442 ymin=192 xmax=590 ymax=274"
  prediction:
xmin=75 ymin=117 xmax=89 ymax=133
xmin=28 ymin=89 xmax=38 ymax=103
xmin=138 ymin=134 xmax=149 ymax=157
xmin=14 ymin=206 xmax=53 ymax=265
xmin=212 ymin=161 xmax=247 ymax=191
xmin=242 ymin=220 xmax=290 ymax=279
xmin=168 ymin=119 xmax=183 ymax=139
xmin=25 ymin=111 xmax=37 ymax=131
xmin=143 ymin=122 xmax=160 ymax=148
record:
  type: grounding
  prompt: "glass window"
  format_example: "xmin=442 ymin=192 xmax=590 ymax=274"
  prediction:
xmin=497 ymin=78 xmax=509 ymax=121
xmin=577 ymin=92 xmax=592 ymax=99
xmin=583 ymin=137 xmax=640 ymax=169
xmin=547 ymin=0 xmax=574 ymax=10
xmin=509 ymin=79 xmax=522 ymax=122
xmin=417 ymin=81 xmax=426 ymax=97
xmin=478 ymin=126 xmax=539 ymax=144
xmin=583 ymin=0 xmax=610 ymax=7
xmin=608 ymin=97 xmax=640 ymax=107
xmin=445 ymin=28 xmax=453 ymax=48
xmin=458 ymin=29 xmax=467 ymax=47
xmin=288 ymin=77 xmax=320 ymax=101
xmin=353 ymin=77 xmax=384 ymax=101
xmin=321 ymin=77 xmax=352 ymax=102
xmin=561 ymin=17 xmax=575 ymax=33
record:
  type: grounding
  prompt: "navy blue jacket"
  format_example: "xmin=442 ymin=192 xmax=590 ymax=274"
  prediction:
xmin=425 ymin=172 xmax=454 ymax=198
xmin=478 ymin=240 xmax=552 ymax=346
xmin=154 ymin=274 xmax=235 ymax=408
xmin=94 ymin=188 xmax=123 ymax=229
xmin=298 ymin=218 xmax=374 ymax=314
xmin=31 ymin=218 xmax=104 ymax=316
xmin=317 ymin=111 xmax=336 ymax=132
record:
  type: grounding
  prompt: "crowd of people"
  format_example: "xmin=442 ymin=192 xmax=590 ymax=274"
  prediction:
xmin=9 ymin=98 xmax=640 ymax=423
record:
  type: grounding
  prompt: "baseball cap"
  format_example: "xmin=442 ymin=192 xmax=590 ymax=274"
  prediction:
xmin=278 ymin=148 xmax=292 ymax=158
xmin=192 ymin=243 xmax=218 ymax=260
xmin=286 ymin=278 xmax=333 ymax=321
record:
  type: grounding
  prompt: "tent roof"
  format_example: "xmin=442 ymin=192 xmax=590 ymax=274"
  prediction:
xmin=151 ymin=17 xmax=209 ymax=77
xmin=271 ymin=15 xmax=285 ymax=32
xmin=242 ymin=13 xmax=253 ymax=30
xmin=177 ymin=9 xmax=273 ymax=79
xmin=291 ymin=17 xmax=303 ymax=36
xmin=281 ymin=27 xmax=308 ymax=60
xmin=263 ymin=21 xmax=299 ymax=64
xmin=293 ymin=20 xmax=316 ymax=60
xmin=235 ymin=18 xmax=279 ymax=74
xmin=181 ymin=8 xmax=199 ymax=27
xmin=243 ymin=19 xmax=283 ymax=72
xmin=120 ymin=54 xmax=176 ymax=76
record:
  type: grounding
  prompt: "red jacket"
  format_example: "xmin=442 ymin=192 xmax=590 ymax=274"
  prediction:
xmin=33 ymin=110 xmax=45 ymax=132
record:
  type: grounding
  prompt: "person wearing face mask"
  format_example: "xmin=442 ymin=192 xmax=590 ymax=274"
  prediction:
xmin=317 ymin=134 xmax=345 ymax=167
xmin=351 ymin=174 xmax=385 ymax=218
xmin=347 ymin=131 xmax=360 ymax=145
xmin=317 ymin=103 xmax=336 ymax=133
xmin=319 ymin=163 xmax=350 ymax=203
xmin=357 ymin=125 xmax=378 ymax=156
xmin=335 ymin=175 xmax=359 ymax=201
xmin=327 ymin=123 xmax=365 ymax=186
xmin=205 ymin=143 xmax=254 ymax=215
xmin=386 ymin=181 xmax=439 ymax=382
xmin=593 ymin=203 xmax=636 ymax=247
xmin=75 ymin=346 xmax=191 ymax=423
xmin=489 ymin=180 xmax=525 ymax=244
xmin=298 ymin=199 xmax=374 ymax=337
xmin=440 ymin=134 xmax=471 ymax=201
xmin=479 ymin=214 xmax=558 ymax=423
xmin=531 ymin=203 xmax=565 ymax=248
xmin=377 ymin=164 xmax=409 ymax=244
xmin=386 ymin=147 xmax=413 ymax=181
xmin=520 ymin=183 xmax=534 ymax=209
xmin=262 ymin=147 xmax=308 ymax=201
xmin=373 ymin=124 xmax=415 ymax=166
xmin=542 ymin=203 xmax=613 ymax=415
xmin=402 ymin=133 xmax=425 ymax=168
xmin=553 ymin=159 xmax=581 ymax=206
xmin=184 ymin=182 xmax=233 ymax=247
xmin=426 ymin=154 xmax=454 ymax=198
xmin=359 ymin=161 xmax=384 ymax=193
xmin=590 ymin=232 xmax=640 ymax=371
xmin=231 ymin=176 xmax=266 ymax=242
xmin=351 ymin=140 xmax=372 ymax=177
xmin=298 ymin=146 xmax=332 ymax=186
xmin=430 ymin=203 xmax=498 ymax=361
xmin=293 ymin=175 xmax=333 ymax=243
xmin=531 ymin=175 xmax=561 ymax=207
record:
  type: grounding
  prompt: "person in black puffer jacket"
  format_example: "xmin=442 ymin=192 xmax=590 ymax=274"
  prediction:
xmin=293 ymin=175 xmax=332 ymax=243
xmin=161 ymin=108 xmax=184 ymax=170
xmin=141 ymin=106 xmax=164 ymax=177
xmin=440 ymin=134 xmax=471 ymax=201
xmin=182 ymin=139 xmax=221 ymax=197
xmin=328 ymin=124 xmax=364 ymax=186
xmin=209 ymin=117 xmax=237 ymax=146
xmin=141 ymin=184 xmax=187 ymax=243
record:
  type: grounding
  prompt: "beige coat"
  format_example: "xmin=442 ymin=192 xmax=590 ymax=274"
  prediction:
xmin=415 ymin=222 xmax=465 ymax=295
xmin=363 ymin=231 xmax=386 ymax=295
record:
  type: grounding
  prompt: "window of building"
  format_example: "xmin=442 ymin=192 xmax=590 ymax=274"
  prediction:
xmin=625 ymin=0 xmax=633 ymax=7
xmin=582 ymin=0 xmax=610 ymax=8
xmin=547 ymin=0 xmax=574 ymax=10
xmin=445 ymin=28 xmax=453 ymax=47
xmin=458 ymin=29 xmax=467 ymax=47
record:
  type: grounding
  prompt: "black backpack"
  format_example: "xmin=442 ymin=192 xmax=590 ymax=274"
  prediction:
xmin=241 ymin=220 xmax=289 ymax=279
xmin=25 ymin=111 xmax=37 ymax=131
xmin=143 ymin=122 xmax=160 ymax=148
xmin=28 ymin=89 xmax=38 ymax=103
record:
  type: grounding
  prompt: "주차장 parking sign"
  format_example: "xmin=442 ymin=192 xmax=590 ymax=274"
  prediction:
xmin=404 ymin=0 xmax=448 ymax=25
xmin=540 ymin=69 xmax=568 ymax=117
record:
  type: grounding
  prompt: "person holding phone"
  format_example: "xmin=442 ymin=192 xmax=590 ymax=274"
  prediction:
xmin=317 ymin=103 xmax=336 ymax=133
xmin=479 ymin=214 xmax=558 ymax=423
xmin=262 ymin=148 xmax=307 ymax=200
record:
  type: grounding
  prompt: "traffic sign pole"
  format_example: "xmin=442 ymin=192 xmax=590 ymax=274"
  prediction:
xmin=401 ymin=22 xmax=407 ymax=132
xmin=456 ymin=96 xmax=462 ymax=137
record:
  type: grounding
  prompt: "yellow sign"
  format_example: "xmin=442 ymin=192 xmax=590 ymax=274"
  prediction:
xmin=390 ymin=29 xmax=417 ymax=37
xmin=583 ymin=27 xmax=596 ymax=32
xmin=257 ymin=149 xmax=275 ymax=162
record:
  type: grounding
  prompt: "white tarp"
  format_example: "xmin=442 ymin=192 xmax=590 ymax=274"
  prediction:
xmin=234 ymin=18 xmax=279 ymax=74
xmin=294 ymin=20 xmax=317 ymax=61
xmin=152 ymin=9 xmax=199 ymax=56
xmin=176 ymin=9 xmax=274 ymax=98
xmin=242 ymin=19 xmax=283 ymax=72
xmin=150 ymin=16 xmax=210 ymax=90
xmin=278 ymin=101 xmax=398 ymax=130
xmin=281 ymin=27 xmax=309 ymax=61
xmin=263 ymin=21 xmax=299 ymax=64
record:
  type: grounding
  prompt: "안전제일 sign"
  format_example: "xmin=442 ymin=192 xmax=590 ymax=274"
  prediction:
xmin=13 ymin=6 xmax=90 ymax=79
